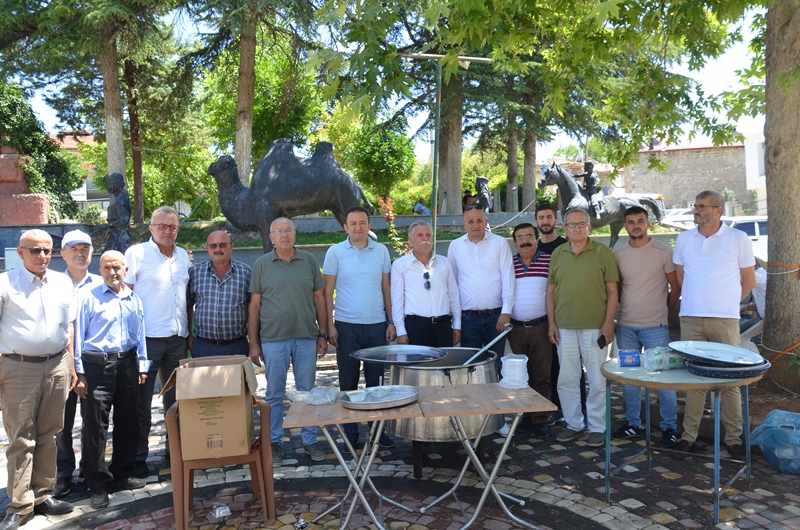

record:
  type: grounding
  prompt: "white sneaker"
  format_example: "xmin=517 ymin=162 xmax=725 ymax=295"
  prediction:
xmin=497 ymin=422 xmax=511 ymax=437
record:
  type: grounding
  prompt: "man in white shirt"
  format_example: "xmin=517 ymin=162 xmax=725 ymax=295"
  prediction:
xmin=739 ymin=262 xmax=767 ymax=333
xmin=392 ymin=222 xmax=461 ymax=348
xmin=447 ymin=204 xmax=514 ymax=366
xmin=508 ymin=223 xmax=552 ymax=438
xmin=124 ymin=206 xmax=191 ymax=477
xmin=673 ymin=191 xmax=756 ymax=461
xmin=611 ymin=207 xmax=681 ymax=449
xmin=55 ymin=230 xmax=103 ymax=499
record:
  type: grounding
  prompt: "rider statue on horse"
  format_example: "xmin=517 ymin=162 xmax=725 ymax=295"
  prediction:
xmin=576 ymin=161 xmax=604 ymax=219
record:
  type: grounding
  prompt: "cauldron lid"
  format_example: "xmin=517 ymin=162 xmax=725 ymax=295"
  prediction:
xmin=351 ymin=345 xmax=447 ymax=365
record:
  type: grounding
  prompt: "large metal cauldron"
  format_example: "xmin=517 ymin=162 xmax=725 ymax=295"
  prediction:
xmin=386 ymin=348 xmax=501 ymax=442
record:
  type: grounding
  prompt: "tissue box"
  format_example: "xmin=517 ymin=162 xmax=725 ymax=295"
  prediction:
xmin=618 ymin=349 xmax=641 ymax=367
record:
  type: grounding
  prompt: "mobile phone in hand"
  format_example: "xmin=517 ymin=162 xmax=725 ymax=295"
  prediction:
xmin=596 ymin=334 xmax=607 ymax=349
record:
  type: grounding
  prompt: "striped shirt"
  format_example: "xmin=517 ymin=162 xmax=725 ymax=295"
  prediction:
xmin=188 ymin=259 xmax=252 ymax=341
xmin=510 ymin=251 xmax=550 ymax=321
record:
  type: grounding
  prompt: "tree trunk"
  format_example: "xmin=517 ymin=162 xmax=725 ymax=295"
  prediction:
xmin=439 ymin=76 xmax=463 ymax=215
xmin=763 ymin=1 xmax=800 ymax=392
xmin=522 ymin=129 xmax=537 ymax=212
xmin=99 ymin=31 xmax=125 ymax=179
xmin=235 ymin=22 xmax=257 ymax=186
xmin=506 ymin=116 xmax=519 ymax=213
xmin=123 ymin=60 xmax=144 ymax=224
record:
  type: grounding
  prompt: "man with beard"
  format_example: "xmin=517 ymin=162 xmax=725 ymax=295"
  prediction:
xmin=187 ymin=231 xmax=252 ymax=357
xmin=392 ymin=221 xmax=461 ymax=348
xmin=55 ymin=230 xmax=102 ymax=499
xmin=507 ymin=223 xmax=552 ymax=438
xmin=611 ymin=207 xmax=681 ymax=449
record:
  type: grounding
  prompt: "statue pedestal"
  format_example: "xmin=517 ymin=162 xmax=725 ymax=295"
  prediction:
xmin=0 ymin=146 xmax=50 ymax=226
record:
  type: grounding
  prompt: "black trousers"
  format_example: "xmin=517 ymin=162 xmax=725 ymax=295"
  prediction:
xmin=56 ymin=390 xmax=80 ymax=478
xmin=405 ymin=317 xmax=452 ymax=348
xmin=81 ymin=353 xmax=140 ymax=494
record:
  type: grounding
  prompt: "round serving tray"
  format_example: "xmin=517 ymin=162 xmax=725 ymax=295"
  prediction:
xmin=350 ymin=345 xmax=447 ymax=365
xmin=685 ymin=360 xmax=771 ymax=379
xmin=340 ymin=385 xmax=421 ymax=410
xmin=669 ymin=341 xmax=765 ymax=367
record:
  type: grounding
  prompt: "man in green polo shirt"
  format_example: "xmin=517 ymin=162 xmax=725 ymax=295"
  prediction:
xmin=248 ymin=217 xmax=329 ymax=466
xmin=546 ymin=208 xmax=619 ymax=448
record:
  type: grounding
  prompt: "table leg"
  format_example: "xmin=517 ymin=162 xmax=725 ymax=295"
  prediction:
xmin=744 ymin=385 xmax=751 ymax=485
xmin=713 ymin=391 xmax=721 ymax=525
xmin=645 ymin=388 xmax=651 ymax=471
xmin=605 ymin=379 xmax=611 ymax=502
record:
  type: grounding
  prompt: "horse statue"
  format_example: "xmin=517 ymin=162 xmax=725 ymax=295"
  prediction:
xmin=539 ymin=161 xmax=664 ymax=248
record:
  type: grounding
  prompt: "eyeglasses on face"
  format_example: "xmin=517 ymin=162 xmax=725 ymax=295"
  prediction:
xmin=206 ymin=242 xmax=229 ymax=249
xmin=693 ymin=203 xmax=720 ymax=211
xmin=564 ymin=222 xmax=589 ymax=229
xmin=515 ymin=234 xmax=536 ymax=241
xmin=271 ymin=229 xmax=296 ymax=236
xmin=464 ymin=204 xmax=484 ymax=211
xmin=152 ymin=223 xmax=179 ymax=233
xmin=20 ymin=246 xmax=52 ymax=256
xmin=423 ymin=271 xmax=430 ymax=290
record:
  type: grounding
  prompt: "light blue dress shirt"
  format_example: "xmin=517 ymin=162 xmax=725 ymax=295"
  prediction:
xmin=74 ymin=282 xmax=148 ymax=374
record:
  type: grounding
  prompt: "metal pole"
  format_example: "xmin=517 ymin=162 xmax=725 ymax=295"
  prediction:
xmin=431 ymin=60 xmax=442 ymax=254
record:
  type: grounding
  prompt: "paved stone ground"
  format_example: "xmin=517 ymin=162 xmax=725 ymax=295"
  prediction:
xmin=1 ymin=367 xmax=799 ymax=530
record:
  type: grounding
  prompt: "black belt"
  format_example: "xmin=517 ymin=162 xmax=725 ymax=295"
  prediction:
xmin=1 ymin=350 xmax=65 ymax=363
xmin=82 ymin=348 xmax=136 ymax=366
xmin=406 ymin=314 xmax=451 ymax=324
xmin=462 ymin=308 xmax=501 ymax=317
xmin=511 ymin=316 xmax=548 ymax=327
xmin=197 ymin=336 xmax=247 ymax=346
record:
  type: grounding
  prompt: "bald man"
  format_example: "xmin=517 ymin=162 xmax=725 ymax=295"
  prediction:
xmin=188 ymin=231 xmax=252 ymax=357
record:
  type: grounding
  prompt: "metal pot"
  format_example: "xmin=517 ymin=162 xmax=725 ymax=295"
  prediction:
xmin=386 ymin=347 xmax=501 ymax=442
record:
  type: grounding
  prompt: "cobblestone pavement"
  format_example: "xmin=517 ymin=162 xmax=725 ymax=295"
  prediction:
xmin=1 ymin=367 xmax=799 ymax=530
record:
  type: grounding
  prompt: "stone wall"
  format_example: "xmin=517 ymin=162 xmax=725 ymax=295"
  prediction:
xmin=622 ymin=146 xmax=749 ymax=209
xmin=0 ymin=146 xmax=51 ymax=226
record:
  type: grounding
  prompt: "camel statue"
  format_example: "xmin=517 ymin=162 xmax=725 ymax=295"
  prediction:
xmin=539 ymin=161 xmax=664 ymax=248
xmin=208 ymin=139 xmax=375 ymax=251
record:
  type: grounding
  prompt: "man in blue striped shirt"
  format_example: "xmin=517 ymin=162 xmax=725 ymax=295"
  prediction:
xmin=187 ymin=231 xmax=252 ymax=357
xmin=74 ymin=251 xmax=150 ymax=510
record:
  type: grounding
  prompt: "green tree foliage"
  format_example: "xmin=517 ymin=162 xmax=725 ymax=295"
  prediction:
xmin=0 ymin=81 xmax=85 ymax=216
xmin=202 ymin=30 xmax=324 ymax=163
xmin=349 ymin=116 xmax=416 ymax=200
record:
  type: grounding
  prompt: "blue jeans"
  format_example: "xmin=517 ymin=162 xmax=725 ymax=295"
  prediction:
xmin=335 ymin=321 xmax=387 ymax=438
xmin=461 ymin=311 xmax=506 ymax=374
xmin=616 ymin=324 xmax=677 ymax=431
xmin=260 ymin=339 xmax=319 ymax=446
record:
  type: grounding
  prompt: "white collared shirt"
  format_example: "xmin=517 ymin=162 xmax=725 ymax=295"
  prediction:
xmin=391 ymin=253 xmax=461 ymax=336
xmin=447 ymin=232 xmax=515 ymax=313
xmin=124 ymin=238 xmax=190 ymax=338
xmin=673 ymin=223 xmax=755 ymax=319
xmin=0 ymin=267 xmax=77 ymax=355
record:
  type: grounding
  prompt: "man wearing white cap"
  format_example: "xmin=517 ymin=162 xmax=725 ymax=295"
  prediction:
xmin=54 ymin=230 xmax=102 ymax=499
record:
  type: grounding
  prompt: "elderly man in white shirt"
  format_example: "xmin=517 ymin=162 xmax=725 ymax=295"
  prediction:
xmin=392 ymin=221 xmax=461 ymax=348
xmin=124 ymin=206 xmax=190 ymax=477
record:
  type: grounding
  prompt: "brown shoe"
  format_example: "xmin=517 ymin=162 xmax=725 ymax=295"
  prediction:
xmin=727 ymin=444 xmax=745 ymax=461
xmin=672 ymin=439 xmax=695 ymax=460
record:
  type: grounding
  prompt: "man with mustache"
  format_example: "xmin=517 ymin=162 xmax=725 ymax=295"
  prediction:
xmin=55 ymin=230 xmax=102 ymax=499
xmin=0 ymin=230 xmax=77 ymax=530
xmin=507 ymin=223 xmax=552 ymax=438
xmin=187 ymin=231 xmax=252 ymax=357
xmin=611 ymin=206 xmax=681 ymax=449
xmin=73 ymin=251 xmax=149 ymax=509
xmin=392 ymin=221 xmax=461 ymax=348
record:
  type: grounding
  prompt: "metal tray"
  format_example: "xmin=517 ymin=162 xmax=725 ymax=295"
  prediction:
xmin=350 ymin=345 xmax=446 ymax=365
xmin=685 ymin=360 xmax=771 ymax=379
xmin=669 ymin=341 xmax=765 ymax=367
xmin=340 ymin=385 xmax=421 ymax=410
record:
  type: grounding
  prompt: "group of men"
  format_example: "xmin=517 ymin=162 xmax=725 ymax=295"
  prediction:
xmin=0 ymin=188 xmax=757 ymax=529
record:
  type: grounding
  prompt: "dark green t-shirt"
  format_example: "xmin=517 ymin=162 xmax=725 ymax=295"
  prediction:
xmin=548 ymin=238 xmax=619 ymax=329
xmin=249 ymin=249 xmax=324 ymax=342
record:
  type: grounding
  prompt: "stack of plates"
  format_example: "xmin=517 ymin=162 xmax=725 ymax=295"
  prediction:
xmin=669 ymin=341 xmax=771 ymax=379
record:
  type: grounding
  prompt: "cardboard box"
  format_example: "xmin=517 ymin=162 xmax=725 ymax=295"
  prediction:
xmin=162 ymin=356 xmax=258 ymax=461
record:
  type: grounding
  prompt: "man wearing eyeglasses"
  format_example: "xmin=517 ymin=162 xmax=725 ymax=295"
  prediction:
xmin=123 ymin=206 xmax=190 ymax=478
xmin=672 ymin=190 xmax=756 ymax=461
xmin=55 ymin=230 xmax=103 ymax=499
xmin=546 ymin=208 xmax=619 ymax=448
xmin=323 ymin=207 xmax=395 ymax=451
xmin=249 ymin=217 xmax=329 ymax=466
xmin=0 ymin=230 xmax=78 ymax=529
xmin=392 ymin=221 xmax=461 ymax=348
xmin=508 ymin=223 xmax=552 ymax=438
xmin=187 ymin=231 xmax=252 ymax=358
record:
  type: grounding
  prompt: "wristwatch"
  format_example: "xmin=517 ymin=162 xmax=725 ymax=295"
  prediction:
xmin=318 ymin=333 xmax=329 ymax=339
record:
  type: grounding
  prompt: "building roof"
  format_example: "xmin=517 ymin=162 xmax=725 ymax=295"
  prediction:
xmin=49 ymin=131 xmax=95 ymax=152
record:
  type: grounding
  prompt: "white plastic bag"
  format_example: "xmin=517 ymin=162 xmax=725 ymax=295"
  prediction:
xmin=643 ymin=346 xmax=685 ymax=371
xmin=499 ymin=354 xmax=529 ymax=389
xmin=306 ymin=386 xmax=338 ymax=405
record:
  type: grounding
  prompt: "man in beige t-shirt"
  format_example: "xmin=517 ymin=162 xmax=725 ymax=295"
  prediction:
xmin=611 ymin=207 xmax=681 ymax=449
